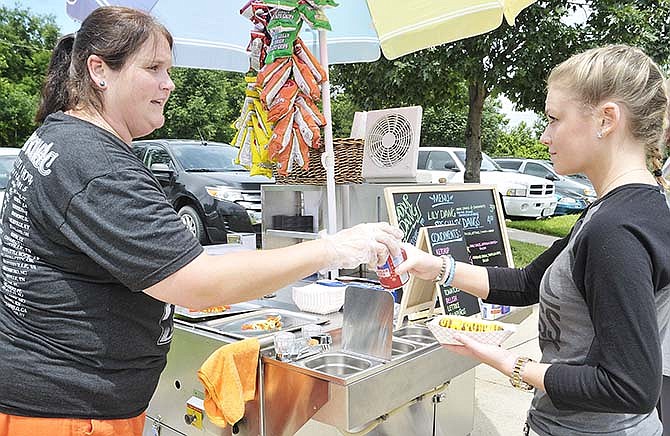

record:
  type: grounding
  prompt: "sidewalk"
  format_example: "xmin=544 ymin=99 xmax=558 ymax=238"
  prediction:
xmin=472 ymin=305 xmax=540 ymax=435
xmin=506 ymin=227 xmax=560 ymax=248
xmin=472 ymin=228 xmax=552 ymax=434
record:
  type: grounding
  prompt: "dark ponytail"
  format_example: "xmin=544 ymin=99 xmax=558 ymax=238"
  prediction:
xmin=36 ymin=34 xmax=75 ymax=123
xmin=35 ymin=7 xmax=173 ymax=124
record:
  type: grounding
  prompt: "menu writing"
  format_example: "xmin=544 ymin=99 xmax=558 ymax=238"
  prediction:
xmin=386 ymin=186 xmax=510 ymax=268
xmin=424 ymin=224 xmax=480 ymax=316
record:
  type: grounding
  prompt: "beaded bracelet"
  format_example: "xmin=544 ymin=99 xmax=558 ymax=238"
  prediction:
xmin=434 ymin=254 xmax=455 ymax=286
xmin=444 ymin=255 xmax=456 ymax=287
xmin=433 ymin=255 xmax=448 ymax=284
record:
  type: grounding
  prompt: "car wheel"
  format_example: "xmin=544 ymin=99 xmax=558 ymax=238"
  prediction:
xmin=178 ymin=205 xmax=206 ymax=244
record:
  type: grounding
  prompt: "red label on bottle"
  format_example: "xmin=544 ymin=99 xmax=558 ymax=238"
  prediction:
xmin=376 ymin=249 xmax=409 ymax=290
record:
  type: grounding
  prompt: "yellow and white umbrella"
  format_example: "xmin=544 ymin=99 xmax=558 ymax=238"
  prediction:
xmin=367 ymin=0 xmax=538 ymax=59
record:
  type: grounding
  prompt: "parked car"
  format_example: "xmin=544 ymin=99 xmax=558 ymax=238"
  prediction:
xmin=132 ymin=139 xmax=273 ymax=246
xmin=417 ymin=147 xmax=557 ymax=219
xmin=494 ymin=158 xmax=596 ymax=215
xmin=0 ymin=147 xmax=21 ymax=205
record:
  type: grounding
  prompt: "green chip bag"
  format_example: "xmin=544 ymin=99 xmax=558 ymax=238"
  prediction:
xmin=267 ymin=7 xmax=301 ymax=32
xmin=265 ymin=24 xmax=301 ymax=65
xmin=298 ymin=4 xmax=331 ymax=31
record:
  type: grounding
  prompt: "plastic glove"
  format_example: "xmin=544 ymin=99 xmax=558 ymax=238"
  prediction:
xmin=395 ymin=242 xmax=443 ymax=281
xmin=320 ymin=222 xmax=403 ymax=271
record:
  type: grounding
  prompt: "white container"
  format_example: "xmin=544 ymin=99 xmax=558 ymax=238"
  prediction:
xmin=292 ymin=281 xmax=347 ymax=315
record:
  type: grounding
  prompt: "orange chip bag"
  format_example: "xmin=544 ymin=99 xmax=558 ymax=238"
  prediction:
xmin=256 ymin=58 xmax=291 ymax=89
xmin=268 ymin=79 xmax=298 ymax=122
xmin=292 ymin=55 xmax=321 ymax=101
xmin=293 ymin=104 xmax=320 ymax=148
xmin=294 ymin=38 xmax=327 ymax=83
xmin=295 ymin=94 xmax=326 ymax=126
xmin=268 ymin=110 xmax=295 ymax=160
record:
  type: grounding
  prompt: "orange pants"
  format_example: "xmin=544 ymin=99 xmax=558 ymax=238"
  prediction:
xmin=0 ymin=412 xmax=146 ymax=436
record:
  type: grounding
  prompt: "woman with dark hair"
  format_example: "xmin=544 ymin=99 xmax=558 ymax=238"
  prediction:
xmin=0 ymin=6 xmax=402 ymax=435
xmin=400 ymin=45 xmax=670 ymax=435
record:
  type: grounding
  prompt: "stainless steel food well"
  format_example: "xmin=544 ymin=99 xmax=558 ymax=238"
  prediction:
xmin=393 ymin=325 xmax=438 ymax=344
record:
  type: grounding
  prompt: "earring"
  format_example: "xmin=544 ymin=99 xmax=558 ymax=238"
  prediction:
xmin=596 ymin=131 xmax=603 ymax=139
xmin=99 ymin=80 xmax=106 ymax=87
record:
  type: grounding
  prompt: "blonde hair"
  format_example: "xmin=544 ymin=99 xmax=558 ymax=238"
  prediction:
xmin=548 ymin=44 xmax=669 ymax=191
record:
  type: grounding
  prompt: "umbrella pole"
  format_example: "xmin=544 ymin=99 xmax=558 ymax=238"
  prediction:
xmin=318 ymin=29 xmax=338 ymax=278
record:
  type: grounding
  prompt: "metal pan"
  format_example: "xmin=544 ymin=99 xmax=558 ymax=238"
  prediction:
xmin=174 ymin=302 xmax=262 ymax=322
xmin=198 ymin=308 xmax=328 ymax=340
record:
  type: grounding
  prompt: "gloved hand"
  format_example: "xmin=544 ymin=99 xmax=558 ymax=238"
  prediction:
xmin=320 ymin=222 xmax=403 ymax=270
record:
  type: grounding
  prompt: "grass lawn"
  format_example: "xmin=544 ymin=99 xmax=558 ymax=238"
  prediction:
xmin=506 ymin=214 xmax=579 ymax=238
xmin=510 ymin=239 xmax=547 ymax=267
xmin=506 ymin=214 xmax=581 ymax=267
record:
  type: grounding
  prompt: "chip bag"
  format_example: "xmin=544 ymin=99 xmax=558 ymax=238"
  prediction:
xmin=292 ymin=55 xmax=321 ymax=101
xmin=294 ymin=38 xmax=327 ymax=84
xmin=267 ymin=79 xmax=298 ymax=122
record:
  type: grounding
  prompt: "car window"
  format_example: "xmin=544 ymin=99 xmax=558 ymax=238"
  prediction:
xmin=452 ymin=150 xmax=500 ymax=171
xmin=497 ymin=160 xmax=522 ymax=170
xmin=146 ymin=146 xmax=173 ymax=168
xmin=524 ymin=162 xmax=551 ymax=178
xmin=172 ymin=144 xmax=246 ymax=171
xmin=424 ymin=151 xmax=457 ymax=170
xmin=0 ymin=156 xmax=16 ymax=189
xmin=131 ymin=144 xmax=147 ymax=161
xmin=417 ymin=150 xmax=429 ymax=169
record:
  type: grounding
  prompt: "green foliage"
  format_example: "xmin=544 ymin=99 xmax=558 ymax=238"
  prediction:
xmin=489 ymin=122 xmax=549 ymax=159
xmin=329 ymin=91 xmax=360 ymax=138
xmin=421 ymin=99 xmax=507 ymax=152
xmin=149 ymin=68 xmax=246 ymax=143
xmin=0 ymin=6 xmax=58 ymax=146
xmin=330 ymin=56 xmax=464 ymax=112
xmin=0 ymin=77 xmax=37 ymax=147
xmin=506 ymin=214 xmax=579 ymax=238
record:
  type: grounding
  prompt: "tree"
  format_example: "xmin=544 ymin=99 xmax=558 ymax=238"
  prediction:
xmin=331 ymin=1 xmax=670 ymax=183
xmin=0 ymin=6 xmax=58 ymax=146
xmin=149 ymin=68 xmax=246 ymax=143
xmin=421 ymin=99 xmax=507 ymax=152
xmin=489 ymin=122 xmax=549 ymax=159
xmin=329 ymin=70 xmax=507 ymax=151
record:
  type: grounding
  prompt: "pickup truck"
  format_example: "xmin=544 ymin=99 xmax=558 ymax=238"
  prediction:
xmin=417 ymin=147 xmax=557 ymax=219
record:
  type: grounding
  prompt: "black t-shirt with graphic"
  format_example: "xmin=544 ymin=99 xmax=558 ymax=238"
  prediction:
xmin=0 ymin=112 xmax=203 ymax=419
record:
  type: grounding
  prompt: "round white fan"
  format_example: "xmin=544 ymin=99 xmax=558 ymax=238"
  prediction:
xmin=366 ymin=113 xmax=413 ymax=168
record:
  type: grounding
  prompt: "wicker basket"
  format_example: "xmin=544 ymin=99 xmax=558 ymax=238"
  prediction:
xmin=273 ymin=138 xmax=364 ymax=185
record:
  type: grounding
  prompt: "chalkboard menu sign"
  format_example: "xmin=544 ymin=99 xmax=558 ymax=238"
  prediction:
xmin=422 ymin=224 xmax=480 ymax=316
xmin=384 ymin=184 xmax=513 ymax=268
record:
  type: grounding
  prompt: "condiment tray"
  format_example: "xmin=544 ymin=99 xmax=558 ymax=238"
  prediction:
xmin=198 ymin=308 xmax=328 ymax=340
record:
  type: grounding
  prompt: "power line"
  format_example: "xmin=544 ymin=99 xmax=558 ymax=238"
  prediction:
xmin=0 ymin=37 xmax=52 ymax=53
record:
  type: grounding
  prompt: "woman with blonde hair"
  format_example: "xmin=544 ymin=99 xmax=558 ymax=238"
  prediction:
xmin=401 ymin=44 xmax=670 ymax=435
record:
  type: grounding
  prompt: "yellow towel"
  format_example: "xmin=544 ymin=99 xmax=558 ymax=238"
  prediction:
xmin=197 ymin=338 xmax=260 ymax=427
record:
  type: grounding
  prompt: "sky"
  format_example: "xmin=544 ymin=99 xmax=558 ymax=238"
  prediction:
xmin=1 ymin=0 xmax=79 ymax=34
xmin=1 ymin=0 xmax=539 ymax=129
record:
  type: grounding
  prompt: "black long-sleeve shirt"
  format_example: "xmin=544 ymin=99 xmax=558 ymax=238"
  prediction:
xmin=486 ymin=184 xmax=670 ymax=435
